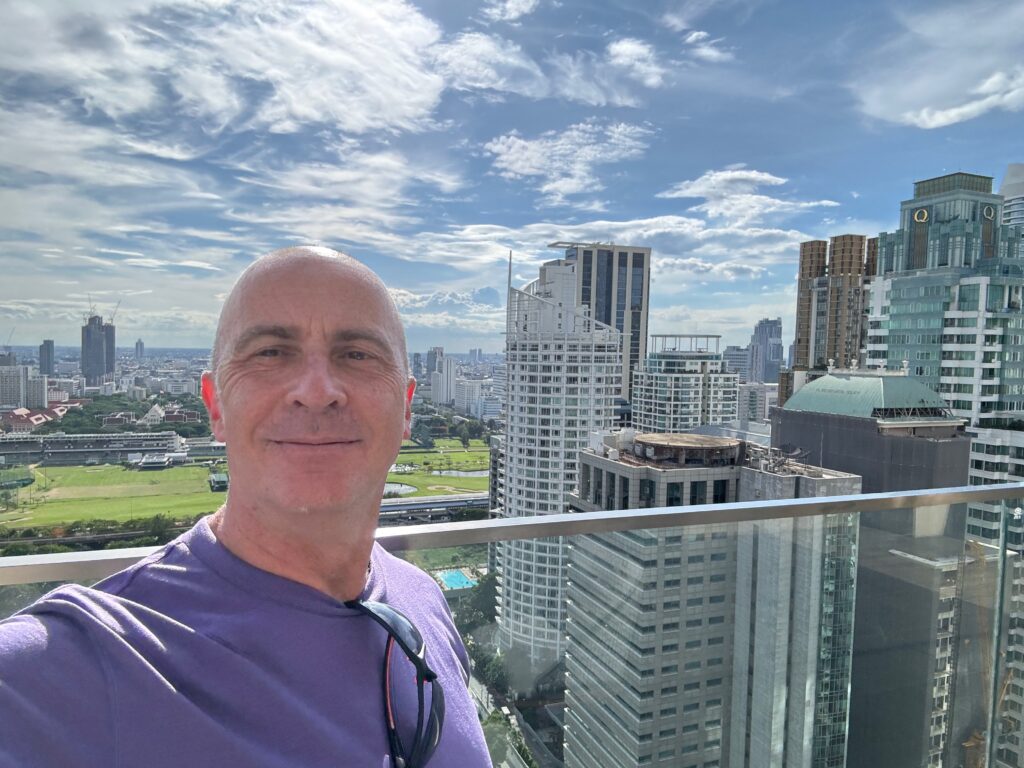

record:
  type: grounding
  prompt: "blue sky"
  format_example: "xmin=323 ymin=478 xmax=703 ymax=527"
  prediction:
xmin=1 ymin=0 xmax=1021 ymax=354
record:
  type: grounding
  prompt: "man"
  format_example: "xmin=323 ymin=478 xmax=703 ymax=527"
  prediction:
xmin=0 ymin=247 xmax=493 ymax=767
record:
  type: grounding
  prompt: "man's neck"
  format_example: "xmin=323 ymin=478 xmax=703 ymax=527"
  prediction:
xmin=208 ymin=502 xmax=377 ymax=602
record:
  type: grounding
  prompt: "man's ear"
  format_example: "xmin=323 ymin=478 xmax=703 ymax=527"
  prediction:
xmin=201 ymin=372 xmax=227 ymax=442
xmin=403 ymin=378 xmax=416 ymax=439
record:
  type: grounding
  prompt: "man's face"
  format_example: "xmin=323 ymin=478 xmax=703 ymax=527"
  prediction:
xmin=202 ymin=256 xmax=414 ymax=516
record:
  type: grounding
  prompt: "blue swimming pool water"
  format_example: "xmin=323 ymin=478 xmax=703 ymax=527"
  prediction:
xmin=437 ymin=569 xmax=478 ymax=590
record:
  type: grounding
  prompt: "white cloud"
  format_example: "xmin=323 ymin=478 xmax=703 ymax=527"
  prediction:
xmin=0 ymin=1 xmax=446 ymax=137
xmin=433 ymin=33 xmax=548 ymax=98
xmin=606 ymin=39 xmax=667 ymax=88
xmin=485 ymin=120 xmax=652 ymax=206
xmin=482 ymin=0 xmax=540 ymax=23
xmin=851 ymin=2 xmax=1024 ymax=129
xmin=658 ymin=167 xmax=838 ymax=225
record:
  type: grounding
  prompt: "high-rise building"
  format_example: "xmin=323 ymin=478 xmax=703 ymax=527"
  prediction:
xmin=411 ymin=352 xmax=422 ymax=378
xmin=1001 ymin=163 xmax=1024 ymax=227
xmin=0 ymin=366 xmax=29 ymax=409
xmin=771 ymin=370 xmax=969 ymax=495
xmin=768 ymin=370 xmax=973 ymax=766
xmin=454 ymin=378 xmax=482 ymax=416
xmin=495 ymin=256 xmax=622 ymax=667
xmin=426 ymin=346 xmax=443 ymax=376
xmin=81 ymin=315 xmax=115 ymax=385
xmin=737 ymin=382 xmax=778 ymax=425
xmin=548 ymin=242 xmax=651 ymax=401
xmin=864 ymin=172 xmax=1024 ymax=766
xmin=722 ymin=345 xmax=750 ymax=383
xmin=134 ymin=339 xmax=145 ymax=361
xmin=794 ymin=236 xmax=876 ymax=371
xmin=0 ymin=351 xmax=15 ymax=367
xmin=631 ymin=335 xmax=738 ymax=433
xmin=748 ymin=318 xmax=783 ymax=384
xmin=437 ymin=356 xmax=458 ymax=405
xmin=38 ymin=340 xmax=54 ymax=376
xmin=564 ymin=431 xmax=861 ymax=768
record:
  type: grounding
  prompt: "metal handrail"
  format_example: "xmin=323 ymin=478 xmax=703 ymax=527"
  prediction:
xmin=1 ymin=482 xmax=1021 ymax=587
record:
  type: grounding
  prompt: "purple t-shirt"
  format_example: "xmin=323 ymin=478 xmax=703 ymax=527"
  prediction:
xmin=0 ymin=518 xmax=492 ymax=767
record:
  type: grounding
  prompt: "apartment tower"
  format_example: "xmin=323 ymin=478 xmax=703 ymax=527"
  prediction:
xmin=631 ymin=335 xmax=738 ymax=433
xmin=495 ymin=256 xmax=622 ymax=667
xmin=548 ymin=242 xmax=651 ymax=402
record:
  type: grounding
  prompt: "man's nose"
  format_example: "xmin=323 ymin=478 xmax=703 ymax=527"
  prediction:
xmin=287 ymin=354 xmax=347 ymax=410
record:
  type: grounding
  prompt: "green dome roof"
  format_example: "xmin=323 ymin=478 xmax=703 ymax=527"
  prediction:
xmin=782 ymin=374 xmax=949 ymax=419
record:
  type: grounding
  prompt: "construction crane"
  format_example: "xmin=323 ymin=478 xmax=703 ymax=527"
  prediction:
xmin=2 ymin=326 xmax=14 ymax=358
xmin=108 ymin=298 xmax=122 ymax=325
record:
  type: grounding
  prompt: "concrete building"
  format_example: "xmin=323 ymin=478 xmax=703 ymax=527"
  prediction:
xmin=564 ymin=431 xmax=861 ymax=768
xmin=631 ymin=335 xmax=738 ymax=433
xmin=1001 ymin=163 xmax=1024 ymax=227
xmin=494 ymin=256 xmax=622 ymax=667
xmin=435 ymin=356 xmax=458 ymax=406
xmin=548 ymin=241 xmax=651 ymax=401
xmin=748 ymin=318 xmax=783 ymax=384
xmin=38 ymin=340 xmax=54 ymax=376
xmin=0 ymin=366 xmax=29 ymax=410
xmin=454 ymin=378 xmax=483 ymax=416
xmin=737 ymin=382 xmax=778 ymax=426
xmin=824 ymin=172 xmax=1024 ymax=768
xmin=771 ymin=370 xmax=970 ymax=497
xmin=426 ymin=346 xmax=443 ymax=377
xmin=134 ymin=339 xmax=145 ymax=360
xmin=863 ymin=172 xmax=1024 ymax=544
xmin=723 ymin=345 xmax=750 ymax=383
xmin=794 ymin=235 xmax=876 ymax=372
xmin=81 ymin=315 xmax=115 ymax=385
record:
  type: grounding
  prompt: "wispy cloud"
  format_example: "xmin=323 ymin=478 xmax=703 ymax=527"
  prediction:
xmin=433 ymin=33 xmax=549 ymax=98
xmin=485 ymin=120 xmax=653 ymax=207
xmin=482 ymin=0 xmax=541 ymax=23
xmin=850 ymin=1 xmax=1024 ymax=129
xmin=658 ymin=167 xmax=839 ymax=225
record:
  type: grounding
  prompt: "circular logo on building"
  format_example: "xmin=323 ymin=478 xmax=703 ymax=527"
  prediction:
xmin=913 ymin=208 xmax=929 ymax=223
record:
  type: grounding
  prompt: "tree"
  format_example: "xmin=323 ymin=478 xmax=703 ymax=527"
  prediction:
xmin=410 ymin=422 xmax=435 ymax=448
xmin=453 ymin=421 xmax=472 ymax=449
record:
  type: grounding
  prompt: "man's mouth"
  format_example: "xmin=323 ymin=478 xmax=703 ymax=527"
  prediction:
xmin=270 ymin=439 xmax=360 ymax=447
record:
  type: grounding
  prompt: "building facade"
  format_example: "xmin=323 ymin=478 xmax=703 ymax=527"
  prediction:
xmin=38 ymin=340 xmax=54 ymax=376
xmin=795 ymin=236 xmax=877 ymax=372
xmin=495 ymin=257 xmax=622 ymax=667
xmin=549 ymin=242 xmax=651 ymax=401
xmin=723 ymin=345 xmax=750 ymax=383
xmin=563 ymin=431 xmax=861 ymax=768
xmin=631 ymin=335 xmax=738 ymax=433
xmin=1002 ymin=163 xmax=1024 ymax=228
xmin=864 ymin=171 xmax=1024 ymax=767
xmin=81 ymin=315 xmax=115 ymax=385
xmin=748 ymin=318 xmax=783 ymax=384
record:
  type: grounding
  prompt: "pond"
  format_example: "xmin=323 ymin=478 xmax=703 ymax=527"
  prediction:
xmin=383 ymin=482 xmax=417 ymax=496
xmin=428 ymin=470 xmax=489 ymax=477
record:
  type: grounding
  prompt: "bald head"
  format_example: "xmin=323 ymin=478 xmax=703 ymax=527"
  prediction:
xmin=210 ymin=246 xmax=408 ymax=384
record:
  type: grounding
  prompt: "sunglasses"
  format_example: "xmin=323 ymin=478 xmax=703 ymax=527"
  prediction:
xmin=345 ymin=599 xmax=446 ymax=768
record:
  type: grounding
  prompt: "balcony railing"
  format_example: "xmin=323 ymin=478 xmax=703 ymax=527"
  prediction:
xmin=3 ymin=483 xmax=1024 ymax=768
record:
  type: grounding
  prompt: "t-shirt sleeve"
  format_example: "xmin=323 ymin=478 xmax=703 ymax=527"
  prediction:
xmin=0 ymin=613 xmax=114 ymax=768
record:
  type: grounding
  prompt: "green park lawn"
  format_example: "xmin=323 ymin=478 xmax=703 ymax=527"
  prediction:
xmin=0 ymin=441 xmax=490 ymax=528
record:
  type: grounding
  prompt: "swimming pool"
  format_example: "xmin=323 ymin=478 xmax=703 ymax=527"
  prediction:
xmin=436 ymin=569 xmax=478 ymax=591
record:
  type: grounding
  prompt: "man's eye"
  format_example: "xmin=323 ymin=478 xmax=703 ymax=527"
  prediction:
xmin=346 ymin=351 xmax=370 ymax=360
xmin=256 ymin=348 xmax=281 ymax=358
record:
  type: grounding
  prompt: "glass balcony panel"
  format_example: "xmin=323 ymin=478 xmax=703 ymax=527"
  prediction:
xmin=2 ymin=488 xmax=1023 ymax=767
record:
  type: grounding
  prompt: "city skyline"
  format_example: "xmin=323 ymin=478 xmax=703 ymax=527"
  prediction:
xmin=1 ymin=1 xmax=1021 ymax=351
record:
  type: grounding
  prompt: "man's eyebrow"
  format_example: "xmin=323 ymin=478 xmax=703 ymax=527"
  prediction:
xmin=331 ymin=329 xmax=392 ymax=350
xmin=231 ymin=325 xmax=300 ymax=354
